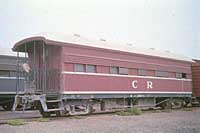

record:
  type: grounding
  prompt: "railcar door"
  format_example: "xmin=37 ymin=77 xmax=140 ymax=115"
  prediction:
xmin=45 ymin=45 xmax=61 ymax=93
xmin=23 ymin=42 xmax=61 ymax=94
xmin=25 ymin=43 xmax=45 ymax=93
xmin=31 ymin=43 xmax=52 ymax=93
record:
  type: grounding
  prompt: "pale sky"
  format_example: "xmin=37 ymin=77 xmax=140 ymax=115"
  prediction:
xmin=0 ymin=0 xmax=199 ymax=59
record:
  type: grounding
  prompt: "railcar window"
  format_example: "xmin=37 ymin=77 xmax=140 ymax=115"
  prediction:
xmin=119 ymin=67 xmax=128 ymax=75
xmin=182 ymin=73 xmax=187 ymax=78
xmin=138 ymin=69 xmax=147 ymax=76
xmin=86 ymin=64 xmax=96 ymax=73
xmin=176 ymin=73 xmax=182 ymax=78
xmin=110 ymin=66 xmax=119 ymax=74
xmin=0 ymin=70 xmax=10 ymax=77
xmin=155 ymin=71 xmax=168 ymax=77
xmin=75 ymin=64 xmax=85 ymax=72
xmin=10 ymin=71 xmax=17 ymax=77
xmin=176 ymin=72 xmax=187 ymax=79
xmin=0 ymin=58 xmax=17 ymax=64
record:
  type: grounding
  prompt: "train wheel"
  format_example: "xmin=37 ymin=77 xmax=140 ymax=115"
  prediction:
xmin=87 ymin=104 xmax=95 ymax=114
xmin=36 ymin=101 xmax=51 ymax=117
xmin=41 ymin=112 xmax=51 ymax=118
xmin=55 ymin=111 xmax=61 ymax=117
xmin=161 ymin=101 xmax=172 ymax=110
xmin=2 ymin=103 xmax=13 ymax=111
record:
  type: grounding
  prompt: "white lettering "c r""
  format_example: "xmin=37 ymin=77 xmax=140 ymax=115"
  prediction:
xmin=132 ymin=80 xmax=138 ymax=89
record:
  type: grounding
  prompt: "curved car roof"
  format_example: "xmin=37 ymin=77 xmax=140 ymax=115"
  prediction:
xmin=13 ymin=32 xmax=193 ymax=62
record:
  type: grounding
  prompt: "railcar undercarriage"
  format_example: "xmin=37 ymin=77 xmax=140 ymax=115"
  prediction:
xmin=12 ymin=92 xmax=195 ymax=117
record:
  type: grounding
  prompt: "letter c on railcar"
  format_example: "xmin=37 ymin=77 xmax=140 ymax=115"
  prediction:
xmin=132 ymin=80 xmax=138 ymax=89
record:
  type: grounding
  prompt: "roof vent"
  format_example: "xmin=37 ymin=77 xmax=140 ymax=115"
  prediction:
xmin=165 ymin=50 xmax=170 ymax=53
xmin=126 ymin=43 xmax=133 ymax=46
xmin=100 ymin=38 xmax=106 ymax=41
xmin=150 ymin=48 xmax=155 ymax=50
xmin=73 ymin=34 xmax=80 ymax=37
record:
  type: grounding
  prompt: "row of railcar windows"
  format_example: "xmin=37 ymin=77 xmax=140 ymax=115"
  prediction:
xmin=0 ymin=70 xmax=17 ymax=77
xmin=75 ymin=64 xmax=96 ymax=73
xmin=0 ymin=70 xmax=25 ymax=78
xmin=74 ymin=64 xmax=187 ymax=79
xmin=110 ymin=66 xmax=129 ymax=75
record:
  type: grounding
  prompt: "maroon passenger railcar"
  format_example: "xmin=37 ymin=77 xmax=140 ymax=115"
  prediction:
xmin=12 ymin=33 xmax=193 ymax=116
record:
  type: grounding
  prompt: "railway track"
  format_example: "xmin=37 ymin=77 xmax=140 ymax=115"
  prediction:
xmin=1 ymin=106 xmax=199 ymax=125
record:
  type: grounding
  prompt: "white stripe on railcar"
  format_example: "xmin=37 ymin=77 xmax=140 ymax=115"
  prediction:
xmin=0 ymin=77 xmax=25 ymax=79
xmin=62 ymin=71 xmax=192 ymax=81
xmin=62 ymin=91 xmax=192 ymax=94
xmin=0 ymin=92 xmax=24 ymax=94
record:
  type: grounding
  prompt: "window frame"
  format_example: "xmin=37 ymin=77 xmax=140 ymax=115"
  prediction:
xmin=176 ymin=72 xmax=187 ymax=79
xmin=138 ymin=69 xmax=147 ymax=76
xmin=155 ymin=70 xmax=169 ymax=78
xmin=86 ymin=64 xmax=96 ymax=73
xmin=74 ymin=64 xmax=85 ymax=72
xmin=119 ymin=67 xmax=129 ymax=75
xmin=0 ymin=70 xmax=10 ymax=77
xmin=176 ymin=72 xmax=182 ymax=79
xmin=110 ymin=66 xmax=119 ymax=74
xmin=182 ymin=73 xmax=187 ymax=79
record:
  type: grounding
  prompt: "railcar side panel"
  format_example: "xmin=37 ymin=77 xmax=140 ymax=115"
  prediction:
xmin=61 ymin=44 xmax=192 ymax=96
xmin=62 ymin=46 xmax=191 ymax=74
xmin=63 ymin=46 xmax=191 ymax=67
xmin=63 ymin=73 xmax=192 ymax=93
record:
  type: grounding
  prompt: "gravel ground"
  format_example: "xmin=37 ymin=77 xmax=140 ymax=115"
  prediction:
xmin=0 ymin=110 xmax=41 ymax=121
xmin=0 ymin=108 xmax=200 ymax=133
